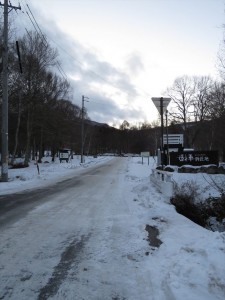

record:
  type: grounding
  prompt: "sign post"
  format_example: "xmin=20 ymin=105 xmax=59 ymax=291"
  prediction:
xmin=152 ymin=97 xmax=171 ymax=169
xmin=141 ymin=152 xmax=150 ymax=165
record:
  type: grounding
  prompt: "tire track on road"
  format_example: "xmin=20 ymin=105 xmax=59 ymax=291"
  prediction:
xmin=37 ymin=234 xmax=91 ymax=300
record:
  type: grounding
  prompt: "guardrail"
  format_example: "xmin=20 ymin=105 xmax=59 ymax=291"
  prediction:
xmin=150 ymin=169 xmax=174 ymax=198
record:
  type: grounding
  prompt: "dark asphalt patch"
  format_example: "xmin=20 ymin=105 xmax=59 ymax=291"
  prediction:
xmin=145 ymin=225 xmax=162 ymax=248
xmin=37 ymin=234 xmax=90 ymax=300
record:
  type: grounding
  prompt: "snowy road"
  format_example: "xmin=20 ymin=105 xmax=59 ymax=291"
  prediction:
xmin=0 ymin=157 xmax=160 ymax=300
xmin=1 ymin=156 xmax=225 ymax=300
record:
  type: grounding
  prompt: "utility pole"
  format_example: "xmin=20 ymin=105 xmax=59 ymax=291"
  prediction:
xmin=0 ymin=0 xmax=21 ymax=182
xmin=81 ymin=95 xmax=89 ymax=163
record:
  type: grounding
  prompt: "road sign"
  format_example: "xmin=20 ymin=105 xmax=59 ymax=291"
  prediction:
xmin=152 ymin=97 xmax=171 ymax=115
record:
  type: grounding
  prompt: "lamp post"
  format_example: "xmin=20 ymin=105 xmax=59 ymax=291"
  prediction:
xmin=81 ymin=95 xmax=89 ymax=163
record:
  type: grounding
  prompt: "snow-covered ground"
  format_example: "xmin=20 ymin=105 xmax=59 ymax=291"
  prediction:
xmin=0 ymin=155 xmax=112 ymax=195
xmin=0 ymin=156 xmax=225 ymax=299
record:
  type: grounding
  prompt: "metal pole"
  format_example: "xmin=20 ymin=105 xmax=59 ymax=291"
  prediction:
xmin=160 ymin=97 xmax=164 ymax=170
xmin=81 ymin=96 xmax=84 ymax=163
xmin=166 ymin=110 xmax=169 ymax=165
xmin=1 ymin=0 xmax=9 ymax=182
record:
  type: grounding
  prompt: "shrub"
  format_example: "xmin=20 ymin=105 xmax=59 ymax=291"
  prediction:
xmin=171 ymin=181 xmax=225 ymax=231
xmin=202 ymin=195 xmax=225 ymax=223
xmin=171 ymin=181 xmax=205 ymax=226
xmin=10 ymin=162 xmax=28 ymax=169
xmin=173 ymin=180 xmax=201 ymax=201
xmin=164 ymin=166 xmax=175 ymax=172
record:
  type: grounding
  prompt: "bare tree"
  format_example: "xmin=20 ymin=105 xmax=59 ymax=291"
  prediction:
xmin=166 ymin=75 xmax=195 ymax=130
xmin=208 ymin=82 xmax=225 ymax=119
xmin=166 ymin=75 xmax=196 ymax=146
xmin=120 ymin=120 xmax=130 ymax=130
xmin=217 ymin=33 xmax=225 ymax=80
xmin=192 ymin=76 xmax=213 ymax=122
xmin=18 ymin=31 xmax=58 ymax=166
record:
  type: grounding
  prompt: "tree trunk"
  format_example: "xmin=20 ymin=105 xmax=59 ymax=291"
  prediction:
xmin=38 ymin=125 xmax=44 ymax=163
xmin=24 ymin=104 xmax=32 ymax=167
xmin=11 ymin=95 xmax=21 ymax=165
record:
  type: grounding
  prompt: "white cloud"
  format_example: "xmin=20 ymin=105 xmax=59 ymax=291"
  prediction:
xmin=125 ymin=52 xmax=144 ymax=77
xmin=10 ymin=0 xmax=223 ymax=126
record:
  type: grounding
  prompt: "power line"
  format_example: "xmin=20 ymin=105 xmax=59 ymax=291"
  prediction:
xmin=26 ymin=4 xmax=48 ymax=46
xmin=25 ymin=10 xmax=39 ymax=36
xmin=47 ymin=36 xmax=152 ymax=99
xmin=19 ymin=2 xmax=145 ymax=96
xmin=16 ymin=2 xmax=68 ymax=80
xmin=56 ymin=61 xmax=68 ymax=80
xmin=15 ymin=0 xmax=152 ymax=99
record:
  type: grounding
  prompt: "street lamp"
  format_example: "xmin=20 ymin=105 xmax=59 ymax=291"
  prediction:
xmin=81 ymin=95 xmax=89 ymax=163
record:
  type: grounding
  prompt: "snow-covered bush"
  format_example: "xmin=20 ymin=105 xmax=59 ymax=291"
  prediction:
xmin=173 ymin=180 xmax=201 ymax=201
xmin=171 ymin=180 xmax=205 ymax=227
xmin=171 ymin=180 xmax=225 ymax=231
xmin=203 ymin=195 xmax=225 ymax=231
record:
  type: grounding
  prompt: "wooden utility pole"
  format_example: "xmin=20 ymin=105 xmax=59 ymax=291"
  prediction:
xmin=0 ymin=1 xmax=21 ymax=181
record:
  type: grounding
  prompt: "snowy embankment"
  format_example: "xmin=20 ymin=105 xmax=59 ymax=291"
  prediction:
xmin=127 ymin=158 xmax=225 ymax=300
xmin=173 ymin=170 xmax=224 ymax=199
xmin=0 ymin=156 xmax=225 ymax=299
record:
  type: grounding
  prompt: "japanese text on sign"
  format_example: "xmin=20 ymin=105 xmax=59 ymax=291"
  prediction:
xmin=178 ymin=153 xmax=209 ymax=163
xmin=169 ymin=151 xmax=218 ymax=166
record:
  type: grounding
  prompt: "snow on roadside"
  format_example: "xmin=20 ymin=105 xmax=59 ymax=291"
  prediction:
xmin=1 ymin=155 xmax=225 ymax=299
xmin=172 ymin=171 xmax=224 ymax=200
xmin=0 ymin=155 xmax=113 ymax=195
xmin=127 ymin=156 xmax=225 ymax=300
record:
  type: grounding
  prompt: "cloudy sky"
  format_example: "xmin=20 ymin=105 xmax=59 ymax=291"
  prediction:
xmin=8 ymin=0 xmax=225 ymax=126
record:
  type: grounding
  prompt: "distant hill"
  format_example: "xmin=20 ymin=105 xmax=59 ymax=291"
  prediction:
xmin=85 ymin=119 xmax=110 ymax=128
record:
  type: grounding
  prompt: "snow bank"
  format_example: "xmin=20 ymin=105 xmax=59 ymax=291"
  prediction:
xmin=127 ymin=157 xmax=225 ymax=300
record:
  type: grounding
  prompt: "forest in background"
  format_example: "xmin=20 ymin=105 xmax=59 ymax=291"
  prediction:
xmin=1 ymin=26 xmax=225 ymax=164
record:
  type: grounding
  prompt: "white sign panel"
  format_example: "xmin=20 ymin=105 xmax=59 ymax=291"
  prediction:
xmin=163 ymin=134 xmax=183 ymax=145
xmin=152 ymin=97 xmax=171 ymax=115
xmin=141 ymin=152 xmax=150 ymax=157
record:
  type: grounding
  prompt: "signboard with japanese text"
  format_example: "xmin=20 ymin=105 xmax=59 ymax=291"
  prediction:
xmin=170 ymin=151 xmax=218 ymax=166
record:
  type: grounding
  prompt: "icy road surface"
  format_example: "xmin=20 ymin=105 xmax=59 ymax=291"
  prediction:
xmin=1 ymin=157 xmax=225 ymax=300
xmin=0 ymin=158 xmax=156 ymax=299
